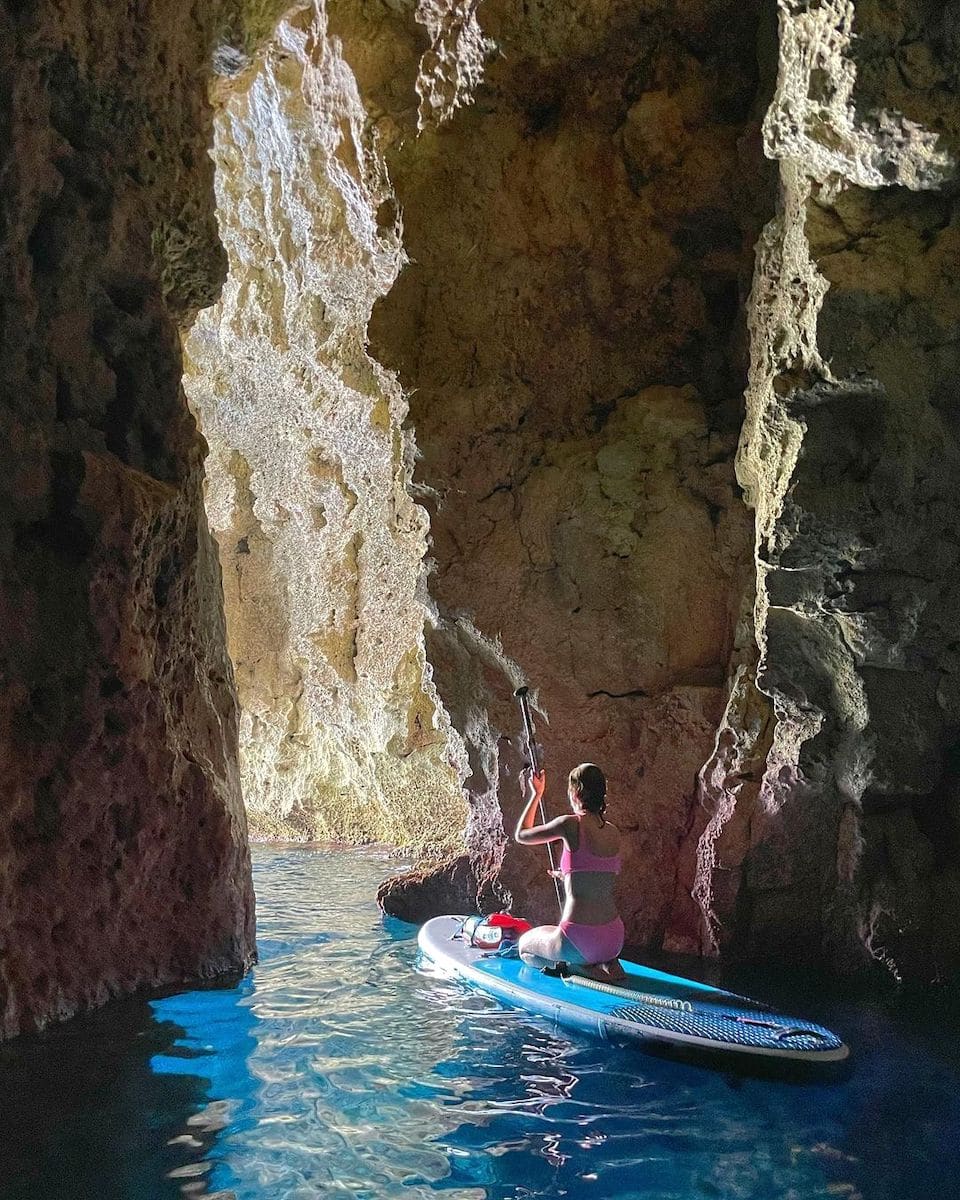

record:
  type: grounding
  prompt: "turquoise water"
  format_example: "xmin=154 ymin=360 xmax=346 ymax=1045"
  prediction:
xmin=2 ymin=845 xmax=959 ymax=1200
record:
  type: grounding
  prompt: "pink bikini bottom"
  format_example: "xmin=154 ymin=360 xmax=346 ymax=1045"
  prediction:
xmin=559 ymin=916 xmax=625 ymax=964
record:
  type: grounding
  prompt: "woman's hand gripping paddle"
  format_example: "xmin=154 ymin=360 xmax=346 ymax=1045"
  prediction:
xmin=515 ymin=686 xmax=564 ymax=912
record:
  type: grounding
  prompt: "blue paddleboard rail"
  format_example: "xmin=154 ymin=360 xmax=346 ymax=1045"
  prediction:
xmin=417 ymin=915 xmax=849 ymax=1064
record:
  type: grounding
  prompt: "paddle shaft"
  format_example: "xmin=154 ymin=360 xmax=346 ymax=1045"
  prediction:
xmin=515 ymin=687 xmax=564 ymax=913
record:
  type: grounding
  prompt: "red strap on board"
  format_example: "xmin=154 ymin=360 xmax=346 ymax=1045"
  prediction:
xmin=487 ymin=913 xmax=532 ymax=933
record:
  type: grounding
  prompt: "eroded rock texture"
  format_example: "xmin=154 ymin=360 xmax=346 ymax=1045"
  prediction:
xmin=355 ymin=0 xmax=774 ymax=941
xmin=55 ymin=0 xmax=952 ymax=984
xmin=357 ymin=0 xmax=960 ymax=979
xmin=708 ymin=0 xmax=960 ymax=976
xmin=0 ymin=2 xmax=255 ymax=1037
xmin=184 ymin=8 xmax=466 ymax=847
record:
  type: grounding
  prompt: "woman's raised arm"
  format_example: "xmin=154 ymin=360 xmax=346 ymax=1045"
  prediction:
xmin=514 ymin=769 xmax=574 ymax=846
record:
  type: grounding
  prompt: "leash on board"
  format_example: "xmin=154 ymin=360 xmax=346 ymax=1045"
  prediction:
xmin=514 ymin=685 xmax=564 ymax=914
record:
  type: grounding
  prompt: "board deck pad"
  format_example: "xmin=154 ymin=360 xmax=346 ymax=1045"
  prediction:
xmin=417 ymin=915 xmax=848 ymax=1063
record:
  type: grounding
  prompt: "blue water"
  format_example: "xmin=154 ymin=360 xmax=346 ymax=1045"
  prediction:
xmin=2 ymin=846 xmax=959 ymax=1200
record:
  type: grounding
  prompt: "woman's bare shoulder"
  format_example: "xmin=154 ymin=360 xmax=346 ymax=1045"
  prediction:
xmin=557 ymin=812 xmax=579 ymax=837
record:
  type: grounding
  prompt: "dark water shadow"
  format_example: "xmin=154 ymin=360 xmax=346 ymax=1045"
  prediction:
xmin=0 ymin=997 xmax=218 ymax=1200
xmin=0 ymin=975 xmax=259 ymax=1200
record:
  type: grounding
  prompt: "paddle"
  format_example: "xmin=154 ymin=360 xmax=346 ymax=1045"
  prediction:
xmin=514 ymin=686 xmax=564 ymax=911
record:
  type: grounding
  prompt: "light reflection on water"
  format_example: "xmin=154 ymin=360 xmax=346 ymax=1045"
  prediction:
xmin=1 ymin=845 xmax=959 ymax=1200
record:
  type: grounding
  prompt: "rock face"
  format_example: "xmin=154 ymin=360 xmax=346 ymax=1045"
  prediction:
xmin=184 ymin=8 xmax=466 ymax=848
xmin=7 ymin=0 xmax=959 ymax=1047
xmin=182 ymin=0 xmax=772 ymax=940
xmin=716 ymin=0 xmax=960 ymax=977
xmin=0 ymin=2 xmax=256 ymax=1038
xmin=364 ymin=0 xmax=774 ymax=940
xmin=367 ymin=0 xmax=960 ymax=979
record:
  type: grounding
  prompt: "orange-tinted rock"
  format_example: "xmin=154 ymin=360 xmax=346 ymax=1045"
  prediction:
xmin=0 ymin=0 xmax=255 ymax=1038
xmin=366 ymin=0 xmax=772 ymax=944
xmin=370 ymin=2 xmax=960 ymax=982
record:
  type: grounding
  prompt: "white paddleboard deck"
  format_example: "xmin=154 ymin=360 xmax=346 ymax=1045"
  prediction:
xmin=418 ymin=915 xmax=849 ymax=1064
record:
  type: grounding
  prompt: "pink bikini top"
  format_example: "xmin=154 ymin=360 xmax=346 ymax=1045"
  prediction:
xmin=559 ymin=838 xmax=621 ymax=875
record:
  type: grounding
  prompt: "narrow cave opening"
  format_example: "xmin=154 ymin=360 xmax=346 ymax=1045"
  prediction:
xmin=182 ymin=7 xmax=467 ymax=853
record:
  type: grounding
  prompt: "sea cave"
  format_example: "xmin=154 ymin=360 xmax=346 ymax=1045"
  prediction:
xmin=2 ymin=0 xmax=960 ymax=1194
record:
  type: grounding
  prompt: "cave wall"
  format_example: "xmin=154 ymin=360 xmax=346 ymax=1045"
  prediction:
xmin=354 ymin=0 xmax=960 ymax=979
xmin=704 ymin=0 xmax=960 ymax=976
xmin=184 ymin=7 xmax=466 ymax=848
xmin=0 ymin=1 xmax=257 ymax=1038
xmin=345 ymin=0 xmax=775 ymax=939
xmin=11 ymin=0 xmax=948 ymax=1005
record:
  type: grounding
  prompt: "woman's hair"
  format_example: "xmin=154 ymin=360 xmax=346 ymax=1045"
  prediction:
xmin=568 ymin=763 xmax=607 ymax=823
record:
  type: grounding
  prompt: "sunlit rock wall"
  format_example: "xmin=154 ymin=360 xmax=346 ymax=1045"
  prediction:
xmin=184 ymin=7 xmax=466 ymax=848
xmin=699 ymin=0 xmax=960 ymax=977
xmin=355 ymin=0 xmax=774 ymax=940
xmin=0 ymin=2 xmax=257 ymax=1037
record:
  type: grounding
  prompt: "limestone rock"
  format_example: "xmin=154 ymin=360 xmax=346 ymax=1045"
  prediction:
xmin=13 ymin=0 xmax=954 ymax=1007
xmin=414 ymin=0 xmax=496 ymax=131
xmin=366 ymin=0 xmax=772 ymax=944
xmin=363 ymin=0 xmax=960 ymax=980
xmin=666 ymin=653 xmax=775 ymax=955
xmin=184 ymin=7 xmax=467 ymax=849
xmin=0 ymin=0 xmax=256 ymax=1037
xmin=721 ymin=0 xmax=960 ymax=976
xmin=378 ymin=854 xmax=478 ymax=923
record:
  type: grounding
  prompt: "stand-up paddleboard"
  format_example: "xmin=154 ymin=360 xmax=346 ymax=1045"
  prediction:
xmin=418 ymin=915 xmax=848 ymax=1064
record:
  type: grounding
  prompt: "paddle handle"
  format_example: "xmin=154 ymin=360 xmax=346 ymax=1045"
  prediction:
xmin=514 ymin=686 xmax=540 ymax=772
xmin=514 ymin=686 xmax=563 ymax=913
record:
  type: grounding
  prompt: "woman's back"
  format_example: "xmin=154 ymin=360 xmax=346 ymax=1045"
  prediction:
xmin=568 ymin=812 xmax=619 ymax=859
xmin=514 ymin=760 xmax=626 ymax=975
xmin=562 ymin=814 xmax=620 ymax=924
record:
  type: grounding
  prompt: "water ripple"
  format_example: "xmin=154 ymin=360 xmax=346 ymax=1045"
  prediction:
xmin=2 ymin=846 xmax=960 ymax=1200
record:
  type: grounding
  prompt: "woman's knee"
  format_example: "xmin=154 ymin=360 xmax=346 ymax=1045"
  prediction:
xmin=519 ymin=925 xmax=563 ymax=967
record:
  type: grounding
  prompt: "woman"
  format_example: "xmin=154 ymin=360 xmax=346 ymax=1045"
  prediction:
xmin=514 ymin=762 xmax=625 ymax=981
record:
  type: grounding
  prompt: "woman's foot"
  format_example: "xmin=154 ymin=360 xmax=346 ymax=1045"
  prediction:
xmin=572 ymin=958 xmax=627 ymax=984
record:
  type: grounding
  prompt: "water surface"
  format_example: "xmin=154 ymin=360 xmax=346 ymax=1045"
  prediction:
xmin=2 ymin=845 xmax=959 ymax=1199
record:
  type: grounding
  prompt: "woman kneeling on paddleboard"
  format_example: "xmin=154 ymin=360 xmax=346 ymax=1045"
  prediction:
xmin=514 ymin=763 xmax=625 ymax=981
